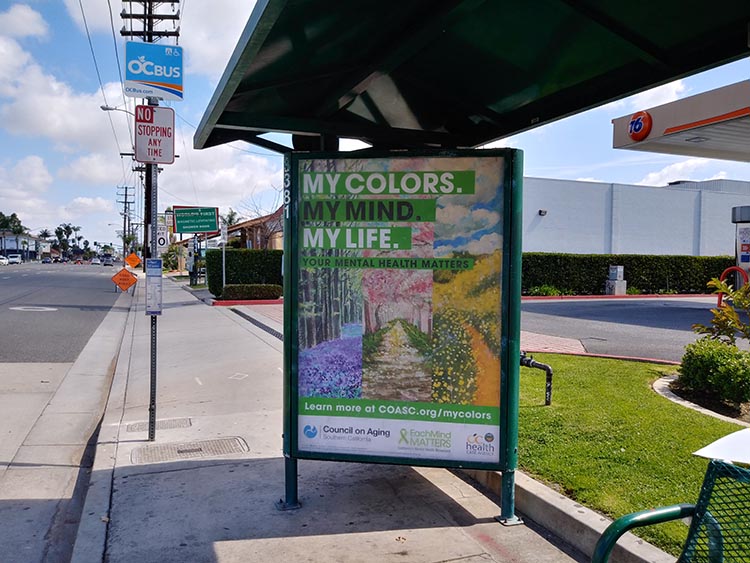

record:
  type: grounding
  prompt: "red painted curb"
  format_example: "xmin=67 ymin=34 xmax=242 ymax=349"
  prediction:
xmin=212 ymin=299 xmax=283 ymax=306
xmin=521 ymin=349 xmax=680 ymax=366
xmin=522 ymin=294 xmax=712 ymax=301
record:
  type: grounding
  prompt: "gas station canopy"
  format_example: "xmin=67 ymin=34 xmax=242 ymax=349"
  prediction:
xmin=612 ymin=80 xmax=750 ymax=162
xmin=195 ymin=0 xmax=750 ymax=153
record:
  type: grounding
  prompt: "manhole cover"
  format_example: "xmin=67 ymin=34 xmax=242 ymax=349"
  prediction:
xmin=131 ymin=437 xmax=248 ymax=464
xmin=126 ymin=418 xmax=192 ymax=432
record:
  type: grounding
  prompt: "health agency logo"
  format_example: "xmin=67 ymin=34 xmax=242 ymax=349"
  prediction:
xmin=465 ymin=432 xmax=496 ymax=456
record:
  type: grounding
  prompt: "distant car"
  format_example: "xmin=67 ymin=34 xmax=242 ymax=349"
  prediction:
xmin=7 ymin=254 xmax=22 ymax=264
xmin=91 ymin=257 xmax=101 ymax=265
xmin=0 ymin=256 xmax=8 ymax=266
xmin=41 ymin=257 xmax=51 ymax=264
xmin=102 ymin=257 xmax=114 ymax=266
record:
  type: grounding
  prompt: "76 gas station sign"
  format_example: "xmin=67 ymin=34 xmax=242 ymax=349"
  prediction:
xmin=135 ymin=105 xmax=175 ymax=164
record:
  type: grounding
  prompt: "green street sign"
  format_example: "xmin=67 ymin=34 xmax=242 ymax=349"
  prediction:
xmin=173 ymin=206 xmax=219 ymax=233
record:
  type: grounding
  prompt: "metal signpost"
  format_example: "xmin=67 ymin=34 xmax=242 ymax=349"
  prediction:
xmin=281 ymin=149 xmax=523 ymax=521
xmin=123 ymin=21 xmax=183 ymax=443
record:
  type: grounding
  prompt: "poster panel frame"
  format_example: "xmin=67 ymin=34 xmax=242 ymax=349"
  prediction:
xmin=283 ymin=148 xmax=523 ymax=472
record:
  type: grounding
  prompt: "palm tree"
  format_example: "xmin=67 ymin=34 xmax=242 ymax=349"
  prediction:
xmin=38 ymin=228 xmax=51 ymax=240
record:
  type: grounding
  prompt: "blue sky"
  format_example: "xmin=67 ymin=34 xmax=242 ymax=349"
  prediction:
xmin=1 ymin=2 xmax=749 ymax=248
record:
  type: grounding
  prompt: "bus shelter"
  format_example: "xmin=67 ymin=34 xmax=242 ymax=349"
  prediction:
xmin=194 ymin=0 xmax=750 ymax=522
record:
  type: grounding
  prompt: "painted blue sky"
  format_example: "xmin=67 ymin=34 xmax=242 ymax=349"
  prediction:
xmin=1 ymin=2 xmax=749 ymax=248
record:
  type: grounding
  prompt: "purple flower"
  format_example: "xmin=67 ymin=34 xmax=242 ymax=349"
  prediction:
xmin=299 ymin=325 xmax=363 ymax=398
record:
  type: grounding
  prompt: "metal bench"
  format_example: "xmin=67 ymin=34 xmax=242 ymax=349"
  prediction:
xmin=592 ymin=459 xmax=750 ymax=562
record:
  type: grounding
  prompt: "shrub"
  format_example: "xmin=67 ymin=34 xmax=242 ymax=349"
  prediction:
xmin=205 ymin=249 xmax=283 ymax=297
xmin=692 ymin=278 xmax=750 ymax=345
xmin=522 ymin=253 xmax=732 ymax=295
xmin=528 ymin=284 xmax=562 ymax=296
xmin=220 ymin=284 xmax=282 ymax=300
xmin=679 ymin=338 xmax=750 ymax=404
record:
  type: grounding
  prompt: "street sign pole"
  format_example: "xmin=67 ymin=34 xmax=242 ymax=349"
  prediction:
xmin=148 ymin=99 xmax=159 ymax=442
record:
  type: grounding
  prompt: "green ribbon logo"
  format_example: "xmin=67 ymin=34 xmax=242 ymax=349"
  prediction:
xmin=399 ymin=429 xmax=409 ymax=445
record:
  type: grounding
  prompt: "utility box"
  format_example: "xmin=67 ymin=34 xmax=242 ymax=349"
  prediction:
xmin=608 ymin=265 xmax=624 ymax=281
xmin=606 ymin=265 xmax=626 ymax=295
xmin=732 ymin=206 xmax=750 ymax=288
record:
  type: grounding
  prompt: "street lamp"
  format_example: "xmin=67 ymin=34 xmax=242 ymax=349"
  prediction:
xmin=100 ymin=104 xmax=135 ymax=116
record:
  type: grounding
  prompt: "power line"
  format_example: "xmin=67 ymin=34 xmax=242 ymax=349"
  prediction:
xmin=77 ymin=0 xmax=126 ymax=181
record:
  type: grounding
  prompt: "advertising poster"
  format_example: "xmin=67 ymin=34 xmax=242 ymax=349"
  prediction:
xmin=286 ymin=149 xmax=521 ymax=470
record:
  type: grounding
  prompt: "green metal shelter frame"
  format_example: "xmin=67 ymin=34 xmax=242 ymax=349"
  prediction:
xmin=194 ymin=0 xmax=750 ymax=520
xmin=195 ymin=0 xmax=750 ymax=153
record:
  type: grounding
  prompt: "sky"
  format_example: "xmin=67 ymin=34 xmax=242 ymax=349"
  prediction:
xmin=1 ymin=1 xmax=750 ymax=250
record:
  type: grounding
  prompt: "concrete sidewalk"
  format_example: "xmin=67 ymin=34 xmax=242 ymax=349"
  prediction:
xmin=72 ymin=279 xmax=672 ymax=563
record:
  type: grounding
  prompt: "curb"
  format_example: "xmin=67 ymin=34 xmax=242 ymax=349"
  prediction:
xmin=522 ymin=294 xmax=713 ymax=301
xmin=70 ymin=287 xmax=138 ymax=563
xmin=462 ymin=469 xmax=675 ymax=563
xmin=212 ymin=298 xmax=283 ymax=306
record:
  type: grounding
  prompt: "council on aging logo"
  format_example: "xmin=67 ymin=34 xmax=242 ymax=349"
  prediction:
xmin=303 ymin=425 xmax=318 ymax=439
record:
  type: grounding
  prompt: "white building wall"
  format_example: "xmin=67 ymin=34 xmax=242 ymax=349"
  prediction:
xmin=523 ymin=178 xmax=612 ymax=254
xmin=522 ymin=177 xmax=750 ymax=256
xmin=612 ymin=185 xmax=699 ymax=255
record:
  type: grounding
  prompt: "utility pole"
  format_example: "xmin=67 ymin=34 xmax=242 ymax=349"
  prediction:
xmin=121 ymin=0 xmax=180 ymax=442
xmin=116 ymin=185 xmax=134 ymax=257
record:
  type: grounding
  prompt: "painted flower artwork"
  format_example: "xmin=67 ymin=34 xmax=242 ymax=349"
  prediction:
xmin=297 ymin=155 xmax=504 ymax=408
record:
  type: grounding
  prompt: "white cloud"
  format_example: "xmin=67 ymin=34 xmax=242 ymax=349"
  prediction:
xmin=58 ymin=152 xmax=127 ymax=185
xmin=63 ymin=0 xmax=112 ymax=33
xmin=0 ymin=37 xmax=32 ymax=95
xmin=629 ymin=80 xmax=687 ymax=110
xmin=466 ymin=232 xmax=501 ymax=255
xmin=65 ymin=196 xmax=114 ymax=215
xmin=0 ymin=155 xmax=52 ymax=196
xmin=180 ymin=2 xmax=257 ymax=81
xmin=0 ymin=4 xmax=48 ymax=38
xmin=599 ymin=80 xmax=688 ymax=117
xmin=637 ymin=158 xmax=712 ymax=186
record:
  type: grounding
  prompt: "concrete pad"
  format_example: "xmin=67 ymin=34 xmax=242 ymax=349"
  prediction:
xmin=46 ymin=372 xmax=111 ymax=413
xmin=12 ymin=445 xmax=85 ymax=469
xmin=0 ymin=394 xmax=52 ymax=467
xmin=0 ymin=363 xmax=70 ymax=392
xmin=24 ymin=412 xmax=99 ymax=446
xmin=105 ymin=459 xmax=581 ymax=563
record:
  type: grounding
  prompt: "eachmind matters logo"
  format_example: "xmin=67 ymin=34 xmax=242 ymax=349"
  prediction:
xmin=303 ymin=425 xmax=318 ymax=439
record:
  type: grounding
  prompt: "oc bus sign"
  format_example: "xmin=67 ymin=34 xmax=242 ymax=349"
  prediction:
xmin=135 ymin=106 xmax=175 ymax=165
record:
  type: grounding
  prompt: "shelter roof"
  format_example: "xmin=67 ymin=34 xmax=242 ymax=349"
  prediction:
xmin=195 ymin=0 xmax=750 ymax=152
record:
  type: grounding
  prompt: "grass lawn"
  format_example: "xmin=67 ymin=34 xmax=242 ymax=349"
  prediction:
xmin=518 ymin=353 xmax=744 ymax=556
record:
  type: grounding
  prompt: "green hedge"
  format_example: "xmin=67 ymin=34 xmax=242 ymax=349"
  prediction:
xmin=679 ymin=338 xmax=750 ymax=404
xmin=522 ymin=253 xmax=734 ymax=295
xmin=221 ymin=284 xmax=283 ymax=300
xmin=206 ymin=249 xmax=282 ymax=297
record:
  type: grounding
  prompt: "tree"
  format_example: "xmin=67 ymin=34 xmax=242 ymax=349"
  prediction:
xmin=237 ymin=186 xmax=283 ymax=249
xmin=38 ymin=228 xmax=51 ymax=240
xmin=220 ymin=207 xmax=242 ymax=227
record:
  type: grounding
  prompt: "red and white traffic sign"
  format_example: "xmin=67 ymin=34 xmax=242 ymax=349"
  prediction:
xmin=135 ymin=105 xmax=175 ymax=164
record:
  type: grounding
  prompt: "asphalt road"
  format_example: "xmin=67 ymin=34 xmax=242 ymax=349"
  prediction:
xmin=0 ymin=261 xmax=123 ymax=362
xmin=521 ymin=296 xmax=718 ymax=362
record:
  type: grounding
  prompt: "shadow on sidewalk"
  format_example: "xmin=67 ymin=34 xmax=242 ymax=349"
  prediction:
xmin=104 ymin=456 xmax=585 ymax=562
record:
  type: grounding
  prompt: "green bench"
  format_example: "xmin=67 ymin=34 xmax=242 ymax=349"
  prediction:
xmin=592 ymin=459 xmax=750 ymax=562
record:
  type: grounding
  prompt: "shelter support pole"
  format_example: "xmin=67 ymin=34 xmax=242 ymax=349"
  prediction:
xmin=497 ymin=151 xmax=524 ymax=526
